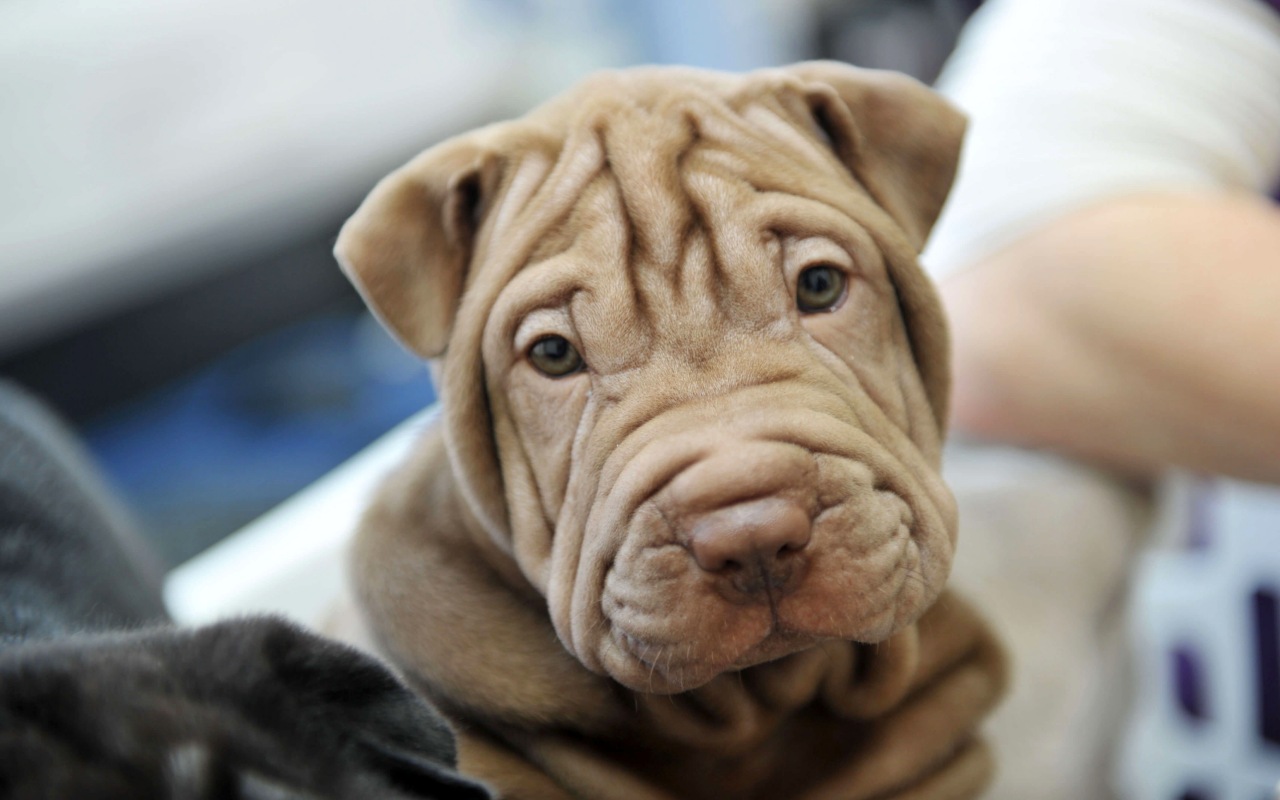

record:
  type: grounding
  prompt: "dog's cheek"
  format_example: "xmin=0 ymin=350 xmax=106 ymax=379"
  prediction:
xmin=803 ymin=284 xmax=908 ymax=427
xmin=502 ymin=368 xmax=592 ymax=529
xmin=893 ymin=336 xmax=945 ymax=464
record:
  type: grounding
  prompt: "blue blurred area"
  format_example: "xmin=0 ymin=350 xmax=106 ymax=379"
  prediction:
xmin=84 ymin=312 xmax=433 ymax=565
xmin=601 ymin=0 xmax=797 ymax=71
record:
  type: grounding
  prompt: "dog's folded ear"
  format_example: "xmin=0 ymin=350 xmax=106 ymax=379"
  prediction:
xmin=785 ymin=61 xmax=965 ymax=253
xmin=335 ymin=140 xmax=497 ymax=359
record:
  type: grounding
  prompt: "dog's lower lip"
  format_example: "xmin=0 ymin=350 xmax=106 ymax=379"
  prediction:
xmin=617 ymin=630 xmax=664 ymax=669
xmin=615 ymin=629 xmax=711 ymax=681
xmin=616 ymin=625 xmax=771 ymax=675
xmin=613 ymin=630 xmax=730 ymax=692
xmin=619 ymin=631 xmax=643 ymax=657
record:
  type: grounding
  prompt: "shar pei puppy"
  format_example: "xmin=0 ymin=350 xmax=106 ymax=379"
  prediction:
xmin=337 ymin=62 xmax=1007 ymax=799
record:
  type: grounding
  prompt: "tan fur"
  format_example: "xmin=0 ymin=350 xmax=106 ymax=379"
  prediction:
xmin=338 ymin=62 xmax=1007 ymax=799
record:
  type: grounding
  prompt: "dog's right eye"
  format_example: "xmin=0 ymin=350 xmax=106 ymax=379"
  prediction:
xmin=528 ymin=335 xmax=584 ymax=377
xmin=796 ymin=264 xmax=847 ymax=313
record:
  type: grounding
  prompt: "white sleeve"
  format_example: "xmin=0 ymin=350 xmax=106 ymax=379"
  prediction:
xmin=922 ymin=0 xmax=1280 ymax=279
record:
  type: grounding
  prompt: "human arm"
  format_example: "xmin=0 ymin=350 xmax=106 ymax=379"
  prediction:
xmin=941 ymin=190 xmax=1280 ymax=483
xmin=924 ymin=0 xmax=1280 ymax=481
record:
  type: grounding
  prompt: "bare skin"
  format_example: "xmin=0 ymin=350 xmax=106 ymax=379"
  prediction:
xmin=939 ymin=190 xmax=1280 ymax=484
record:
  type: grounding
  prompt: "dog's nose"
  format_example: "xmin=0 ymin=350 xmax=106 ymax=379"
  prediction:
xmin=686 ymin=498 xmax=811 ymax=595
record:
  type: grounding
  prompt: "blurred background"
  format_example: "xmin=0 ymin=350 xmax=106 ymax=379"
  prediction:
xmin=0 ymin=0 xmax=980 ymax=565
xmin=5 ymin=3 xmax=1278 ymax=800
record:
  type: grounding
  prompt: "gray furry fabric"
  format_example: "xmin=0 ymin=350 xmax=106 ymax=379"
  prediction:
xmin=0 ymin=381 xmax=490 ymax=800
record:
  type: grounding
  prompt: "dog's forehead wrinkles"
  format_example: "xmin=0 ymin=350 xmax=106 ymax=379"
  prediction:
xmin=488 ymin=148 xmax=556 ymax=247
xmin=493 ymin=75 xmax=859 ymax=340
xmin=597 ymin=110 xmax=696 ymax=272
xmin=579 ymin=79 xmax=820 ymax=261
xmin=740 ymin=104 xmax=836 ymax=172
xmin=474 ymin=128 xmax=608 ymax=293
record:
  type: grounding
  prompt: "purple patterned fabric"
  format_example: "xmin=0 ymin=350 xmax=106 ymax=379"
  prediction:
xmin=1255 ymin=588 xmax=1280 ymax=745
xmin=1172 ymin=644 xmax=1209 ymax=721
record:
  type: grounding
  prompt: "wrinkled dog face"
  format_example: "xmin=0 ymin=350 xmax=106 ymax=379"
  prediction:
xmin=487 ymin=174 xmax=955 ymax=694
xmin=339 ymin=64 xmax=963 ymax=693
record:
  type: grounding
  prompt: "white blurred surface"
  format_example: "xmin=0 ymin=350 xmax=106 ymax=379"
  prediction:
xmin=164 ymin=405 xmax=436 ymax=626
xmin=924 ymin=0 xmax=1280 ymax=279
xmin=0 ymin=0 xmax=626 ymax=353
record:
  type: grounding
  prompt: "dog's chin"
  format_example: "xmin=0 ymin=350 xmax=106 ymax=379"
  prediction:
xmin=597 ymin=590 xmax=920 ymax=695
xmin=600 ymin=624 xmax=802 ymax=694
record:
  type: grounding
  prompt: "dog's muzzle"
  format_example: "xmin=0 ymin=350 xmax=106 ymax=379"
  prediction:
xmin=573 ymin=406 xmax=948 ymax=693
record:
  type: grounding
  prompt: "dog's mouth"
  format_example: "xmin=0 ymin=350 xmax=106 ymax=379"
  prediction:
xmin=608 ymin=625 xmax=810 ymax=694
xmin=600 ymin=578 xmax=910 ymax=694
xmin=595 ymin=494 xmax=927 ymax=694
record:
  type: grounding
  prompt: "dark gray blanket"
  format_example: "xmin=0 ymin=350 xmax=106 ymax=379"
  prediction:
xmin=0 ymin=381 xmax=489 ymax=800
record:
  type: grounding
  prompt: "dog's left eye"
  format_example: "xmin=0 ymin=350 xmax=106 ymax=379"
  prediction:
xmin=796 ymin=264 xmax=847 ymax=313
xmin=528 ymin=335 xmax=584 ymax=377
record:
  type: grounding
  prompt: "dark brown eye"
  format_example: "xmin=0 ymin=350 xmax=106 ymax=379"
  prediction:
xmin=528 ymin=335 xmax=584 ymax=377
xmin=796 ymin=264 xmax=847 ymax=313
